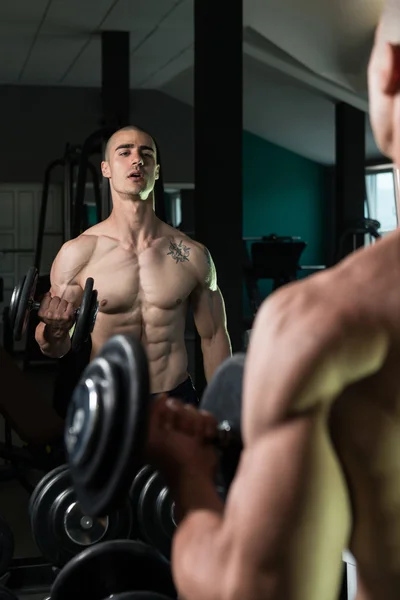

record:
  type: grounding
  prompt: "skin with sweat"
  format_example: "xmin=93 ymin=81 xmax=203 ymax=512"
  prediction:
xmin=35 ymin=128 xmax=231 ymax=392
xmin=142 ymin=5 xmax=400 ymax=600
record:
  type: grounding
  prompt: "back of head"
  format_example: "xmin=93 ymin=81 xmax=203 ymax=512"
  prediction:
xmin=368 ymin=0 xmax=400 ymax=164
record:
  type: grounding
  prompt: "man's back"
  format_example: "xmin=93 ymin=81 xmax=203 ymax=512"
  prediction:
xmin=238 ymin=228 xmax=400 ymax=600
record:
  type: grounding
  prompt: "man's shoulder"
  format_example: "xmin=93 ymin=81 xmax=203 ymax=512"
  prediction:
xmin=165 ymin=230 xmax=210 ymax=267
xmin=55 ymin=232 xmax=98 ymax=265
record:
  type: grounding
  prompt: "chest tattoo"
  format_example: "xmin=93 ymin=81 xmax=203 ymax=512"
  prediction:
xmin=167 ymin=240 xmax=191 ymax=264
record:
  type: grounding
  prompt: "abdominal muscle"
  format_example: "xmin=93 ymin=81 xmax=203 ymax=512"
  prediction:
xmin=90 ymin=308 xmax=190 ymax=394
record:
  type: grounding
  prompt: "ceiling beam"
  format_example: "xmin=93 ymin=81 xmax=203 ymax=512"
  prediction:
xmin=243 ymin=30 xmax=369 ymax=114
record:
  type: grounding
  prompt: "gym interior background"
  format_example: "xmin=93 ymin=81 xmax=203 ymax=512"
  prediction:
xmin=0 ymin=0 xmax=397 ymax=598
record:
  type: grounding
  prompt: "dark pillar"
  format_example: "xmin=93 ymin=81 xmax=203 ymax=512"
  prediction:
xmin=100 ymin=31 xmax=130 ymax=219
xmin=101 ymin=31 xmax=130 ymax=130
xmin=335 ymin=102 xmax=366 ymax=260
xmin=180 ymin=189 xmax=195 ymax=234
xmin=194 ymin=0 xmax=243 ymax=393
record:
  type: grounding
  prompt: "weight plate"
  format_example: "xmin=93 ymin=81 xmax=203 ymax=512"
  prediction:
xmin=0 ymin=586 xmax=18 ymax=600
xmin=50 ymin=540 xmax=176 ymax=600
xmin=88 ymin=289 xmax=99 ymax=334
xmin=8 ymin=277 xmax=23 ymax=332
xmin=13 ymin=266 xmax=38 ymax=341
xmin=0 ymin=516 xmax=14 ymax=578
xmin=129 ymin=465 xmax=156 ymax=541
xmin=66 ymin=358 xmax=119 ymax=486
xmin=138 ymin=471 xmax=175 ymax=560
xmin=71 ymin=278 xmax=97 ymax=352
xmin=200 ymin=353 xmax=244 ymax=493
xmin=28 ymin=464 xmax=67 ymax=518
xmin=67 ymin=335 xmax=150 ymax=517
xmin=30 ymin=465 xmax=133 ymax=568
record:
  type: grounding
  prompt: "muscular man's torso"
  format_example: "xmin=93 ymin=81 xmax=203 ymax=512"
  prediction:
xmin=73 ymin=223 xmax=202 ymax=393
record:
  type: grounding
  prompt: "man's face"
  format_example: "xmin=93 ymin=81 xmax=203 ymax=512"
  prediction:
xmin=101 ymin=129 xmax=160 ymax=200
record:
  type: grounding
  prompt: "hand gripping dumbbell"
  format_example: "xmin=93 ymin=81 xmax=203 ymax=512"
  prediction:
xmin=9 ymin=266 xmax=98 ymax=351
xmin=64 ymin=334 xmax=244 ymax=518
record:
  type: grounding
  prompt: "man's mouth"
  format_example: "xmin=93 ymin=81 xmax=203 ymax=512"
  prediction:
xmin=128 ymin=171 xmax=144 ymax=180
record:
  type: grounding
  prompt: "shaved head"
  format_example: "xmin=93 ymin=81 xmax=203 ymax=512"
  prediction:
xmin=368 ymin=0 xmax=400 ymax=164
xmin=379 ymin=0 xmax=400 ymax=43
xmin=104 ymin=126 xmax=157 ymax=161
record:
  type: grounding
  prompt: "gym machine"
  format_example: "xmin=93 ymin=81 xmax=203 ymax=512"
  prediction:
xmin=242 ymin=234 xmax=308 ymax=338
xmin=336 ymin=217 xmax=381 ymax=262
xmin=35 ymin=143 xmax=102 ymax=273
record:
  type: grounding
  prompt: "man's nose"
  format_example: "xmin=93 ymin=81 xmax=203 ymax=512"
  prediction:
xmin=131 ymin=153 xmax=143 ymax=166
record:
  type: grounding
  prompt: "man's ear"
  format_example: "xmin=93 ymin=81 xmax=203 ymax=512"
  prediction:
xmin=155 ymin=164 xmax=160 ymax=180
xmin=381 ymin=42 xmax=400 ymax=95
xmin=101 ymin=160 xmax=111 ymax=178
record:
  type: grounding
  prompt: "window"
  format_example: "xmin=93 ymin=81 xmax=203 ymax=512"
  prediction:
xmin=365 ymin=168 xmax=398 ymax=236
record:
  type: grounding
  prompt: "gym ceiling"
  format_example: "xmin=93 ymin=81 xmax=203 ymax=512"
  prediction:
xmin=0 ymin=0 xmax=385 ymax=165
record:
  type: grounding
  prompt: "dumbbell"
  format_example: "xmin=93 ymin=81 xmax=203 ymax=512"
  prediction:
xmin=29 ymin=465 xmax=133 ymax=568
xmin=50 ymin=540 xmax=177 ymax=600
xmin=64 ymin=334 xmax=244 ymax=517
xmin=9 ymin=266 xmax=98 ymax=352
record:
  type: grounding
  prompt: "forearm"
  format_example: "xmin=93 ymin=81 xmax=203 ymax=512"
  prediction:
xmin=172 ymin=509 xmax=227 ymax=600
xmin=167 ymin=471 xmax=224 ymax=523
xmin=35 ymin=322 xmax=71 ymax=358
xmin=201 ymin=329 xmax=232 ymax=382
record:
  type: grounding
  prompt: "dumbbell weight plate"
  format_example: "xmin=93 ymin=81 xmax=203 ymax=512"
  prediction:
xmin=200 ymin=353 xmax=245 ymax=494
xmin=0 ymin=516 xmax=14 ymax=578
xmin=66 ymin=335 xmax=150 ymax=517
xmin=71 ymin=277 xmax=98 ymax=353
xmin=30 ymin=465 xmax=133 ymax=568
xmin=8 ymin=276 xmax=23 ymax=333
xmin=129 ymin=465 xmax=156 ymax=541
xmin=50 ymin=540 xmax=176 ymax=600
xmin=137 ymin=471 xmax=175 ymax=560
xmin=11 ymin=266 xmax=38 ymax=341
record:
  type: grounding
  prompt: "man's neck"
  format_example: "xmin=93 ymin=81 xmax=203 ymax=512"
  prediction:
xmin=108 ymin=193 xmax=160 ymax=247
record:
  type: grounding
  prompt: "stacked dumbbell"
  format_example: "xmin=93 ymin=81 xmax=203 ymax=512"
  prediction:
xmin=41 ymin=335 xmax=244 ymax=599
xmin=29 ymin=466 xmax=177 ymax=599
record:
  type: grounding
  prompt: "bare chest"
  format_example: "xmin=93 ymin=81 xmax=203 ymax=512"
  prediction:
xmin=80 ymin=245 xmax=197 ymax=314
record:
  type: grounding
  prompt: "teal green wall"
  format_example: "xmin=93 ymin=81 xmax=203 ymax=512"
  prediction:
xmin=243 ymin=131 xmax=328 ymax=311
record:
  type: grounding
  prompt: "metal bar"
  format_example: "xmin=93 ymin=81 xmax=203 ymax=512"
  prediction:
xmin=63 ymin=154 xmax=72 ymax=242
xmin=0 ymin=249 xmax=35 ymax=254
xmin=87 ymin=162 xmax=102 ymax=225
xmin=153 ymin=139 xmax=167 ymax=222
xmin=73 ymin=128 xmax=113 ymax=237
xmin=34 ymin=159 xmax=64 ymax=270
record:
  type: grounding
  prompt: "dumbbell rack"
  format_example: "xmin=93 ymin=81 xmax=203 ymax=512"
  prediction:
xmin=3 ymin=556 xmax=56 ymax=598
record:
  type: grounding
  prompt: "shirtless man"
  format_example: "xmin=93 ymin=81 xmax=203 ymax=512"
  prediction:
xmin=35 ymin=126 xmax=231 ymax=409
xmin=143 ymin=3 xmax=400 ymax=599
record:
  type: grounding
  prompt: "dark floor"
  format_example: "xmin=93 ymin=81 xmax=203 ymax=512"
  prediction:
xmin=0 ymin=364 xmax=58 ymax=599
